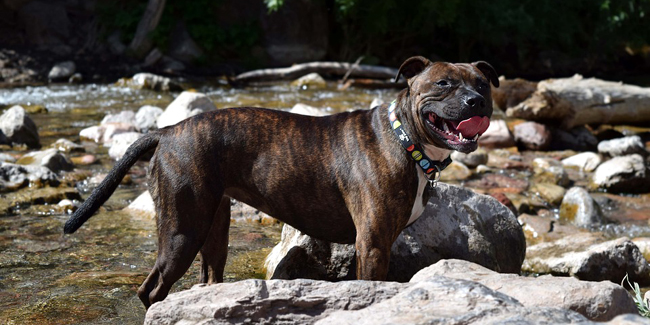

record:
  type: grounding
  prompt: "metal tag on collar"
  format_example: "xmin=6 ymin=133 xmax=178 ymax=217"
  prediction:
xmin=427 ymin=165 xmax=441 ymax=188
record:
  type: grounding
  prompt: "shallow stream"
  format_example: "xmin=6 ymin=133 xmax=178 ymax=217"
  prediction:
xmin=1 ymin=81 xmax=649 ymax=324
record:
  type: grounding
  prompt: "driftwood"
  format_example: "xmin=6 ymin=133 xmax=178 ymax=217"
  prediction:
xmin=339 ymin=79 xmax=406 ymax=90
xmin=506 ymin=75 xmax=650 ymax=129
xmin=128 ymin=0 xmax=166 ymax=58
xmin=491 ymin=77 xmax=538 ymax=110
xmin=234 ymin=62 xmax=399 ymax=83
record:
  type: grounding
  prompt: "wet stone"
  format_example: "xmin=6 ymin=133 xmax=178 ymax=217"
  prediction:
xmin=157 ymin=91 xmax=217 ymax=128
xmin=530 ymin=182 xmax=566 ymax=206
xmin=464 ymin=173 xmax=529 ymax=194
xmin=451 ymin=148 xmax=488 ymax=168
xmin=439 ymin=161 xmax=471 ymax=181
xmin=559 ymin=187 xmax=603 ymax=227
xmin=518 ymin=213 xmax=587 ymax=246
xmin=17 ymin=148 xmax=74 ymax=174
xmin=49 ymin=138 xmax=84 ymax=153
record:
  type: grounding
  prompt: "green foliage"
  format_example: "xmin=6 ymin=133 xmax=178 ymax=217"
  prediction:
xmin=96 ymin=0 xmax=147 ymax=42
xmin=264 ymin=0 xmax=285 ymax=12
xmin=622 ymin=274 xmax=650 ymax=318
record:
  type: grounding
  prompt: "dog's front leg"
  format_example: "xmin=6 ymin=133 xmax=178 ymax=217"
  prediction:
xmin=354 ymin=227 xmax=393 ymax=280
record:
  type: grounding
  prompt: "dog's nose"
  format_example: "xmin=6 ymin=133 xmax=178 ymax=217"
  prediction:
xmin=464 ymin=94 xmax=486 ymax=109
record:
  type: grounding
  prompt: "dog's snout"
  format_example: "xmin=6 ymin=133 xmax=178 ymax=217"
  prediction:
xmin=464 ymin=94 xmax=486 ymax=109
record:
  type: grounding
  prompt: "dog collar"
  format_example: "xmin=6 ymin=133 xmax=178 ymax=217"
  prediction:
xmin=388 ymin=100 xmax=452 ymax=185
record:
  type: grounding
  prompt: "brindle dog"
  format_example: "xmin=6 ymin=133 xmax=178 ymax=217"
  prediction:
xmin=64 ymin=56 xmax=498 ymax=308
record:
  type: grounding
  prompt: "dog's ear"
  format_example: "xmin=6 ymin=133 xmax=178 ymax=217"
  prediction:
xmin=395 ymin=56 xmax=431 ymax=82
xmin=472 ymin=61 xmax=499 ymax=88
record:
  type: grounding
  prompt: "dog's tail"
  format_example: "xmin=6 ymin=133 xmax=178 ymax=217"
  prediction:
xmin=63 ymin=132 xmax=161 ymax=234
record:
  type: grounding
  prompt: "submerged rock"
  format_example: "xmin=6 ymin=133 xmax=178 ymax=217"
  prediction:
xmin=411 ymin=259 xmax=636 ymax=322
xmin=523 ymin=232 xmax=650 ymax=285
xmin=0 ymin=162 xmax=59 ymax=190
xmin=559 ymin=187 xmax=603 ymax=227
xmin=591 ymin=154 xmax=650 ymax=193
xmin=518 ymin=214 xmax=587 ymax=245
xmin=118 ymin=72 xmax=182 ymax=91
xmin=0 ymin=105 xmax=40 ymax=148
xmin=598 ymin=135 xmax=647 ymax=157
xmin=50 ymin=138 xmax=84 ymax=153
xmin=291 ymin=73 xmax=327 ymax=88
xmin=265 ymin=183 xmax=526 ymax=282
xmin=16 ymin=148 xmax=74 ymax=174
xmin=530 ymin=182 xmax=566 ymax=206
xmin=157 ymin=91 xmax=217 ymax=128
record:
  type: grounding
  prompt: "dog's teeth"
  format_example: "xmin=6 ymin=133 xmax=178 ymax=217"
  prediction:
xmin=443 ymin=123 xmax=450 ymax=133
xmin=459 ymin=133 xmax=464 ymax=141
xmin=473 ymin=134 xmax=479 ymax=141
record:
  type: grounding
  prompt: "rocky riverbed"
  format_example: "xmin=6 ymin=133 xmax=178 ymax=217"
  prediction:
xmin=1 ymin=71 xmax=650 ymax=324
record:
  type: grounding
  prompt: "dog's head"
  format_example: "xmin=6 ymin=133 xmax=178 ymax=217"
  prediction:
xmin=396 ymin=56 xmax=499 ymax=153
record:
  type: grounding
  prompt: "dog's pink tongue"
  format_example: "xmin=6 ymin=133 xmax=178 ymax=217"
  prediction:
xmin=456 ymin=116 xmax=490 ymax=138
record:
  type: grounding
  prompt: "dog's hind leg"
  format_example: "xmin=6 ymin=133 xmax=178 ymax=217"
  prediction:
xmin=137 ymin=181 xmax=224 ymax=308
xmin=199 ymin=195 xmax=231 ymax=284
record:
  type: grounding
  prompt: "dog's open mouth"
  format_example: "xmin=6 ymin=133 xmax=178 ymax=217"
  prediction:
xmin=425 ymin=112 xmax=490 ymax=145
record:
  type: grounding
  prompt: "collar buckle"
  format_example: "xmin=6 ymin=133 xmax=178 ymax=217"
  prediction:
xmin=427 ymin=165 xmax=441 ymax=188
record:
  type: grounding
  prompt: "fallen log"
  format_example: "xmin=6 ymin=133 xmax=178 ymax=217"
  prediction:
xmin=234 ymin=62 xmax=399 ymax=83
xmin=506 ymin=75 xmax=650 ymax=129
xmin=339 ymin=78 xmax=406 ymax=90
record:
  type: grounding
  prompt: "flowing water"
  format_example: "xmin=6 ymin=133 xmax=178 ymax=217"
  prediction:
xmin=0 ymin=82 xmax=398 ymax=324
xmin=1 ymin=81 xmax=649 ymax=324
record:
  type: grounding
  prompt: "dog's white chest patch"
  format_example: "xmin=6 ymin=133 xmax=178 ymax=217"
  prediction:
xmin=406 ymin=168 xmax=428 ymax=226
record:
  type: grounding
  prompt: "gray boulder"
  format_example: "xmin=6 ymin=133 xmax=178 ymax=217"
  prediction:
xmin=100 ymin=110 xmax=136 ymax=126
xmin=47 ymin=61 xmax=75 ymax=81
xmin=157 ymin=91 xmax=217 ymax=128
xmin=598 ymin=135 xmax=647 ymax=157
xmin=591 ymin=154 xmax=650 ymax=193
xmin=135 ymin=105 xmax=163 ymax=132
xmin=265 ymin=183 xmax=526 ymax=282
xmin=108 ymin=132 xmax=143 ymax=160
xmin=412 ymin=259 xmax=636 ymax=321
xmin=559 ymin=187 xmax=603 ymax=227
xmin=316 ymin=277 xmax=589 ymax=325
xmin=145 ymin=279 xmax=404 ymax=325
xmin=0 ymin=105 xmax=40 ymax=148
xmin=16 ymin=148 xmax=73 ymax=174
xmin=523 ymin=232 xmax=650 ymax=285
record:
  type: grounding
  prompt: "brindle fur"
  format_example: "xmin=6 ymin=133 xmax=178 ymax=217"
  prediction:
xmin=64 ymin=57 xmax=498 ymax=308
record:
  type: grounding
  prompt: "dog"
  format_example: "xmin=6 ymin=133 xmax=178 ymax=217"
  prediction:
xmin=64 ymin=56 xmax=498 ymax=308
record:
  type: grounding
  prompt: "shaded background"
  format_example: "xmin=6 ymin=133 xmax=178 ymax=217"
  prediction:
xmin=0 ymin=0 xmax=649 ymax=81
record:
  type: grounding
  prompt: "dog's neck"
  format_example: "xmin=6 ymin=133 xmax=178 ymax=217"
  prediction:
xmin=387 ymin=100 xmax=452 ymax=179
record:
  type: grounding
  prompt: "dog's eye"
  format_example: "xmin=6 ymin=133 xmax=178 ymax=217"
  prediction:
xmin=436 ymin=80 xmax=449 ymax=87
